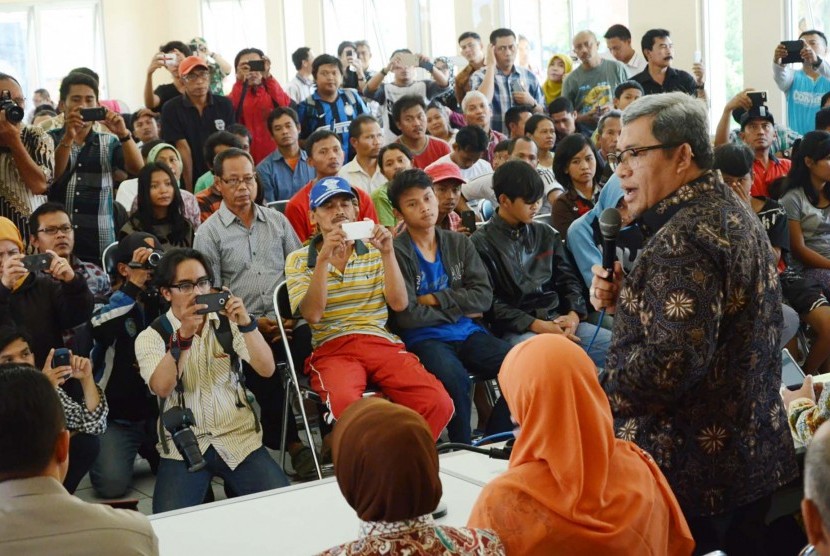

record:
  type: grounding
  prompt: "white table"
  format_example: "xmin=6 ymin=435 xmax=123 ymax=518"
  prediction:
xmin=149 ymin=449 xmax=508 ymax=555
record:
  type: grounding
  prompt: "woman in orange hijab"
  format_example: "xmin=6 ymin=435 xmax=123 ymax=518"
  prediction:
xmin=468 ymin=335 xmax=694 ymax=555
xmin=319 ymin=397 xmax=504 ymax=555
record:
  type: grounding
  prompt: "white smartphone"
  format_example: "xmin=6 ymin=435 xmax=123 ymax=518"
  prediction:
xmin=693 ymin=50 xmax=702 ymax=64
xmin=163 ymin=53 xmax=177 ymax=66
xmin=397 ymin=53 xmax=420 ymax=68
xmin=342 ymin=220 xmax=375 ymax=241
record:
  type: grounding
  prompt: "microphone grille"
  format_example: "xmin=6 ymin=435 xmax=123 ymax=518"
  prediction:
xmin=599 ymin=207 xmax=622 ymax=241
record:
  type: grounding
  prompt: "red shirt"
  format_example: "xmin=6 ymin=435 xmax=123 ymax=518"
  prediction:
xmin=750 ymin=156 xmax=791 ymax=197
xmin=285 ymin=179 xmax=379 ymax=242
xmin=229 ymin=76 xmax=291 ymax=165
xmin=399 ymin=136 xmax=451 ymax=169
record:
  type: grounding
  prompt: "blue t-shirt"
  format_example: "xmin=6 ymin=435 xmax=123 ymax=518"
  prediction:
xmin=787 ymin=71 xmax=830 ymax=135
xmin=400 ymin=243 xmax=485 ymax=346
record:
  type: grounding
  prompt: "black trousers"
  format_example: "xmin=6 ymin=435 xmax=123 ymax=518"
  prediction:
xmin=64 ymin=432 xmax=100 ymax=494
xmin=688 ymin=495 xmax=772 ymax=556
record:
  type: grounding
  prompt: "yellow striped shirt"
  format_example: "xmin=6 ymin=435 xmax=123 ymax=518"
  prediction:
xmin=285 ymin=240 xmax=399 ymax=348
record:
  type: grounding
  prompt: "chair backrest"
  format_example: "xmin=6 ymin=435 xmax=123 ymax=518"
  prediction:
xmin=267 ymin=200 xmax=288 ymax=214
xmin=101 ymin=241 xmax=119 ymax=276
xmin=273 ymin=281 xmax=312 ymax=382
xmin=479 ymin=199 xmax=495 ymax=221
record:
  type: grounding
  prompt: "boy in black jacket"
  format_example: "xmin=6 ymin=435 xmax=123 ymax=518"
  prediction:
xmin=471 ymin=160 xmax=610 ymax=368
xmin=88 ymin=232 xmax=162 ymax=499
xmin=390 ymin=169 xmax=511 ymax=444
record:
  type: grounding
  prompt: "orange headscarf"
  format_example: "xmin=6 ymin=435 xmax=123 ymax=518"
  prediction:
xmin=468 ymin=335 xmax=694 ymax=555
xmin=332 ymin=397 xmax=442 ymax=523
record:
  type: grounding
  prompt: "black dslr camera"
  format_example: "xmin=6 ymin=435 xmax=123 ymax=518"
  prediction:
xmin=0 ymin=90 xmax=24 ymax=124
xmin=128 ymin=249 xmax=165 ymax=270
xmin=161 ymin=406 xmax=206 ymax=472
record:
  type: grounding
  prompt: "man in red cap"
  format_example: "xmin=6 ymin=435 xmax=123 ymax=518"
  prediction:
xmin=423 ymin=161 xmax=467 ymax=232
xmin=160 ymin=55 xmax=235 ymax=190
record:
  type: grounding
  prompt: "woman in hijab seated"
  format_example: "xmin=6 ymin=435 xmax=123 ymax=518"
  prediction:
xmin=468 ymin=335 xmax=694 ymax=555
xmin=319 ymin=397 xmax=505 ymax=555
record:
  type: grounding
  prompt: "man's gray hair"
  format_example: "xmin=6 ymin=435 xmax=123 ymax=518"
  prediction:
xmin=621 ymin=92 xmax=713 ymax=169
xmin=597 ymin=109 xmax=623 ymax=136
xmin=462 ymin=90 xmax=489 ymax=113
xmin=805 ymin=424 xmax=830 ymax=529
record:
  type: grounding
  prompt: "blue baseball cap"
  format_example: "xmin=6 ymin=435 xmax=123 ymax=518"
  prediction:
xmin=309 ymin=176 xmax=356 ymax=209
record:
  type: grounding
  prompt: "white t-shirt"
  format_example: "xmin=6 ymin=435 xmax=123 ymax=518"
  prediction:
xmin=430 ymin=153 xmax=492 ymax=181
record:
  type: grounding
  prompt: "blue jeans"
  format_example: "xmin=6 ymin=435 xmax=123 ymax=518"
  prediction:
xmin=504 ymin=321 xmax=612 ymax=369
xmin=152 ymin=445 xmax=289 ymax=513
xmin=408 ymin=332 xmax=512 ymax=444
xmin=89 ymin=419 xmax=159 ymax=499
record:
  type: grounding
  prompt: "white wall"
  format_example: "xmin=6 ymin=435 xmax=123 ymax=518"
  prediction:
xmin=1 ymin=0 xmax=796 ymax=119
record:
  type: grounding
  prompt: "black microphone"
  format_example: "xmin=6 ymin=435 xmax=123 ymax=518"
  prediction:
xmin=599 ymin=207 xmax=622 ymax=279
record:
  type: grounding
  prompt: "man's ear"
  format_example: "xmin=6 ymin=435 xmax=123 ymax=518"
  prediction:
xmin=54 ymin=429 xmax=70 ymax=477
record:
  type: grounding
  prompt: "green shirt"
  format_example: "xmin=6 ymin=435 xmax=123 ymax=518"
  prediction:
xmin=194 ymin=171 xmax=215 ymax=194
xmin=371 ymin=182 xmax=396 ymax=227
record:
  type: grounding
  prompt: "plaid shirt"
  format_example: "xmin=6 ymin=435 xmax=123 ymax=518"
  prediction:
xmin=470 ymin=65 xmax=543 ymax=134
xmin=46 ymin=129 xmax=124 ymax=262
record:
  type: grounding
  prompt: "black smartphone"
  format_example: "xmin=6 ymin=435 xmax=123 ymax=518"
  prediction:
xmin=747 ymin=91 xmax=767 ymax=109
xmin=80 ymin=107 xmax=107 ymax=121
xmin=247 ymin=59 xmax=265 ymax=72
xmin=782 ymin=348 xmax=806 ymax=390
xmin=52 ymin=348 xmax=71 ymax=368
xmin=781 ymin=40 xmax=805 ymax=64
xmin=21 ymin=253 xmax=53 ymax=273
xmin=460 ymin=210 xmax=477 ymax=231
xmin=195 ymin=291 xmax=230 ymax=314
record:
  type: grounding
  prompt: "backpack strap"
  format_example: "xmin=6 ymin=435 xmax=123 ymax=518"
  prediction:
xmin=149 ymin=314 xmax=175 ymax=455
xmin=214 ymin=315 xmax=261 ymax=433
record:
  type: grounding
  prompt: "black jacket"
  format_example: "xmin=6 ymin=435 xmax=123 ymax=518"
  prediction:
xmin=0 ymin=272 xmax=93 ymax=367
xmin=471 ymin=213 xmax=586 ymax=335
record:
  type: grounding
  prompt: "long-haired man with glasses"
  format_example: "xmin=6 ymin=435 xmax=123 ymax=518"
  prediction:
xmin=135 ymin=247 xmax=289 ymax=512
xmin=0 ymin=72 xmax=52 ymax=245
xmin=590 ymin=92 xmax=798 ymax=554
xmin=161 ymin=56 xmax=235 ymax=191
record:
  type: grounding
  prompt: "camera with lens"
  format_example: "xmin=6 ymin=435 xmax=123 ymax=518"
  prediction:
xmin=128 ymin=248 xmax=165 ymax=270
xmin=161 ymin=405 xmax=206 ymax=472
xmin=0 ymin=90 xmax=24 ymax=125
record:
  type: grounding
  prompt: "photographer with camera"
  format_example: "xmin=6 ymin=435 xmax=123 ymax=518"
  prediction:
xmin=0 ymin=73 xmax=53 ymax=244
xmin=48 ymin=71 xmax=143 ymax=263
xmin=0 ymin=216 xmax=93 ymax=368
xmin=89 ymin=233 xmax=164 ymax=499
xmin=0 ymin=327 xmax=107 ymax=493
xmin=135 ymin=247 xmax=289 ymax=512
xmin=773 ymin=30 xmax=830 ymax=135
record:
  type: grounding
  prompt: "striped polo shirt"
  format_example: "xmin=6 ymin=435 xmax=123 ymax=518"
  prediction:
xmin=285 ymin=237 xmax=399 ymax=348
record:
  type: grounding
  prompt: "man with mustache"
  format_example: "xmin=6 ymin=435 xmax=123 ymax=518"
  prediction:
xmin=631 ymin=29 xmax=706 ymax=100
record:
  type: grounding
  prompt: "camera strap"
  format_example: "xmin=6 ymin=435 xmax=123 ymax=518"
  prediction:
xmin=149 ymin=313 xmax=261 ymax=455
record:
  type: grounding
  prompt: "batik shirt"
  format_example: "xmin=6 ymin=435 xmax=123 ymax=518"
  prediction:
xmin=602 ymin=171 xmax=798 ymax=517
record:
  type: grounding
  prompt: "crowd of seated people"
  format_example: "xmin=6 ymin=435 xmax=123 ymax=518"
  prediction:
xmin=2 ymin=15 xmax=830 ymax=556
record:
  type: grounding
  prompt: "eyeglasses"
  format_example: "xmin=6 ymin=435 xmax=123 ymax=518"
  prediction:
xmin=607 ymin=143 xmax=683 ymax=168
xmin=37 ymin=224 xmax=73 ymax=235
xmin=184 ymin=71 xmax=210 ymax=82
xmin=168 ymin=277 xmax=212 ymax=294
xmin=219 ymin=175 xmax=256 ymax=188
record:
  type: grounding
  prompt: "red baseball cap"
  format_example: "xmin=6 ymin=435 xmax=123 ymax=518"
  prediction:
xmin=178 ymin=56 xmax=209 ymax=77
xmin=425 ymin=162 xmax=467 ymax=185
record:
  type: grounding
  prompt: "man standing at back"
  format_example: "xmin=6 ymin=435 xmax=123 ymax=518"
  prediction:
xmin=161 ymin=55 xmax=235 ymax=191
xmin=0 ymin=365 xmax=158 ymax=554
xmin=257 ymin=107 xmax=316 ymax=202
xmin=603 ymin=24 xmax=646 ymax=77
xmin=454 ymin=32 xmax=486 ymax=106
xmin=631 ymin=29 xmax=705 ymax=99
xmin=562 ymin=30 xmax=628 ymax=131
xmin=773 ymin=30 xmax=830 ymax=135
xmin=590 ymin=92 xmax=797 ymax=554
xmin=471 ymin=28 xmax=544 ymax=134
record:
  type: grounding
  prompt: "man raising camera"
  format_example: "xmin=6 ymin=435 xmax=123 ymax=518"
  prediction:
xmin=0 ymin=72 xmax=53 ymax=244
xmin=135 ymin=247 xmax=289 ymax=513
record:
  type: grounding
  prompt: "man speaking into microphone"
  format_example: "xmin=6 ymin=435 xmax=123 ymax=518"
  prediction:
xmin=590 ymin=92 xmax=797 ymax=555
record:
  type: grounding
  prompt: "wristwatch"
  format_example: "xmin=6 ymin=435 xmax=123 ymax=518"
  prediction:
xmin=119 ymin=133 xmax=133 ymax=143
